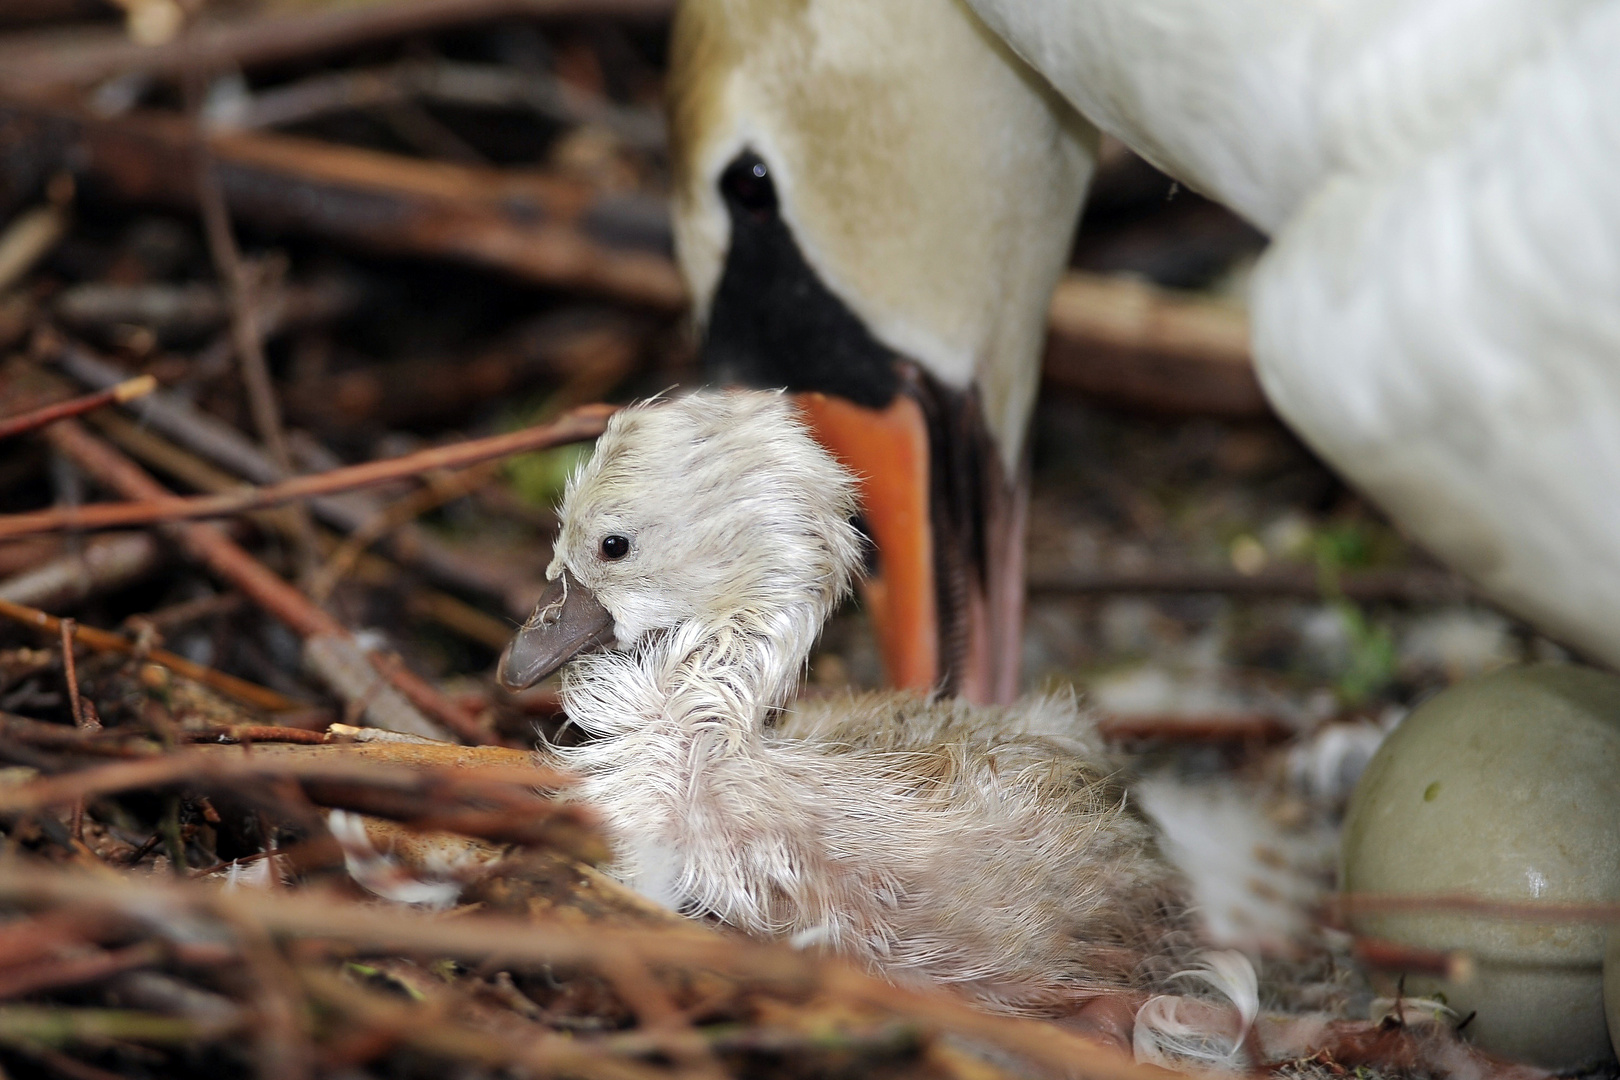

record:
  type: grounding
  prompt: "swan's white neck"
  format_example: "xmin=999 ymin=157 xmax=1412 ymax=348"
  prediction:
xmin=967 ymin=0 xmax=1568 ymax=235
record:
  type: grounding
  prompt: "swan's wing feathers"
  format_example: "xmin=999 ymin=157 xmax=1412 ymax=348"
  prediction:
xmin=1252 ymin=0 xmax=1620 ymax=665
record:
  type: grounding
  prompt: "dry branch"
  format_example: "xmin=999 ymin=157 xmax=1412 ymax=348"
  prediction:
xmin=194 ymin=132 xmax=299 ymax=487
xmin=57 ymin=343 xmax=551 ymax=614
xmin=1334 ymin=892 xmax=1620 ymax=926
xmin=0 ymin=531 xmax=163 ymax=611
xmin=0 ymin=743 xmax=589 ymax=854
xmin=0 ymin=0 xmax=676 ymax=93
xmin=0 ymin=858 xmax=1165 ymax=1080
xmin=0 ymin=97 xmax=684 ymax=308
xmin=1350 ymin=937 xmax=1474 ymax=983
xmin=0 ymin=374 xmax=155 ymax=442
xmin=41 ymin=419 xmax=474 ymax=742
xmin=1042 ymin=271 xmax=1267 ymax=418
xmin=0 ymin=942 xmax=166 ymax=1001
xmin=0 ymin=403 xmax=614 ymax=539
xmin=1095 ymin=713 xmax=1294 ymax=745
xmin=0 ymin=594 xmax=295 ymax=713
xmin=283 ymin=312 xmax=643 ymax=431
xmin=86 ymin=410 xmax=522 ymax=651
xmin=0 ymin=202 xmax=67 ymax=294
xmin=224 ymin=58 xmax=666 ymax=152
xmin=54 ymin=278 xmax=357 ymax=343
xmin=1029 ymin=563 xmax=1471 ymax=605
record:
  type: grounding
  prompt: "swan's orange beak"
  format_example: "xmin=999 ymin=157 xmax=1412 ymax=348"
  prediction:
xmin=793 ymin=384 xmax=1026 ymax=704
xmin=795 ymin=392 xmax=938 ymax=691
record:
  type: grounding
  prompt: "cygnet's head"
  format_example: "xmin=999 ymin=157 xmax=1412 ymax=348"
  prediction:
xmin=498 ymin=391 xmax=864 ymax=690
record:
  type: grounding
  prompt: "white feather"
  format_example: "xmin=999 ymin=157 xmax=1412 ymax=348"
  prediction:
xmin=327 ymin=809 xmax=463 ymax=909
xmin=1133 ymin=950 xmax=1259 ymax=1069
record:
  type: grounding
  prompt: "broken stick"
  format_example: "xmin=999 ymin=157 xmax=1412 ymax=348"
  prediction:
xmin=0 ymin=374 xmax=155 ymax=442
xmin=0 ymin=594 xmax=294 ymax=713
xmin=42 ymin=419 xmax=480 ymax=743
xmin=0 ymin=97 xmax=684 ymax=309
xmin=0 ymin=404 xmax=614 ymax=539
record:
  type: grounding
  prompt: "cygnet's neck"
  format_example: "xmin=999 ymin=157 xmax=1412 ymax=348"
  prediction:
xmin=554 ymin=601 xmax=826 ymax=912
xmin=561 ymin=600 xmax=823 ymax=742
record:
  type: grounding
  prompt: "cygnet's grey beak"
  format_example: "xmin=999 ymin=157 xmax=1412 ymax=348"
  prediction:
xmin=497 ymin=571 xmax=616 ymax=691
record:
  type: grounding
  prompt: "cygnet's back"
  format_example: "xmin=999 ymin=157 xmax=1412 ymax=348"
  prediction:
xmin=774 ymin=690 xmax=1193 ymax=1012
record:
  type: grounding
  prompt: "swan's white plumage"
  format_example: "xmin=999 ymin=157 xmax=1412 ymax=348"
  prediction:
xmin=672 ymin=0 xmax=1620 ymax=668
xmin=1251 ymin=1 xmax=1620 ymax=665
xmin=967 ymin=0 xmax=1596 ymax=233
xmin=965 ymin=0 xmax=1620 ymax=666
xmin=543 ymin=392 xmax=1195 ymax=1015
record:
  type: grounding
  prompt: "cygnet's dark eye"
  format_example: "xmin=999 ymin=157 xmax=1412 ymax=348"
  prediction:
xmin=600 ymin=534 xmax=630 ymax=560
xmin=719 ymin=152 xmax=777 ymax=219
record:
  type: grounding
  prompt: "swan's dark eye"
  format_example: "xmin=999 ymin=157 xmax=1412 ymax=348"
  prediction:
xmin=600 ymin=534 xmax=630 ymax=560
xmin=719 ymin=152 xmax=777 ymax=219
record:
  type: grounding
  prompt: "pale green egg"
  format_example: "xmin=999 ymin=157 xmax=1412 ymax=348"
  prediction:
xmin=1341 ymin=665 xmax=1620 ymax=1069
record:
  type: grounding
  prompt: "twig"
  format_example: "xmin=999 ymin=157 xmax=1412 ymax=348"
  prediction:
xmin=0 ymin=744 xmax=590 ymax=851
xmin=86 ymin=410 xmax=523 ymax=653
xmin=42 ymin=420 xmax=480 ymax=742
xmin=592 ymin=946 xmax=727 ymax=1080
xmin=299 ymin=967 xmax=663 ymax=1080
xmin=401 ymin=589 xmax=513 ymax=651
xmin=0 ymin=851 xmax=1199 ymax=1080
xmin=0 ymin=532 xmax=163 ymax=612
xmin=192 ymin=144 xmax=293 ymax=476
xmin=215 ymin=909 xmax=315 ymax=1080
xmin=1029 ymin=564 xmax=1471 ymax=605
xmin=1334 ymin=892 xmax=1620 ymax=926
xmin=0 ymin=942 xmax=164 ymax=1001
xmin=220 ymin=59 xmax=666 ymax=152
xmin=0 ymin=594 xmax=295 ymax=713
xmin=300 ymin=319 xmax=631 ymax=601
xmin=56 ymin=342 xmax=546 ymax=612
xmin=0 ymin=858 xmax=797 ymax=990
xmin=89 ymin=412 xmax=519 ymax=651
xmin=0 ymin=538 xmax=61 ymax=579
xmin=1043 ymin=270 xmax=1267 ymax=418
xmin=59 ymin=616 xmax=95 ymax=840
xmin=0 ymin=404 xmax=614 ymax=539
xmin=283 ymin=311 xmax=644 ymax=431
xmin=87 ymin=410 xmax=314 ymax=543
xmin=0 ymin=910 xmax=106 ymax=970
xmin=1096 ymin=713 xmax=1294 ymax=745
xmin=185 ymin=68 xmax=324 ymax=589
xmin=307 ymin=462 xmax=499 ymax=604
xmin=179 ymin=725 xmax=328 ymax=745
xmin=135 ymin=590 xmax=243 ymax=633
xmin=0 ymin=375 xmax=155 ymax=442
xmin=0 ymin=860 xmax=1176 ymax=1080
xmin=0 ymin=203 xmax=67 ymax=295
xmin=0 ymin=0 xmax=677 ymax=93
xmin=0 ymin=711 xmax=157 ymax=756
xmin=1350 ymin=937 xmax=1475 ymax=983
xmin=0 ymin=1005 xmax=227 ymax=1044
xmin=0 ymin=98 xmax=685 ymax=308
xmin=58 ymin=619 xmax=87 ymax=731
xmin=53 ymin=278 xmax=358 ymax=343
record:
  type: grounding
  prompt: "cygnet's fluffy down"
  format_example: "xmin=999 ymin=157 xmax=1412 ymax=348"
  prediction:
xmin=500 ymin=391 xmax=1196 ymax=1017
